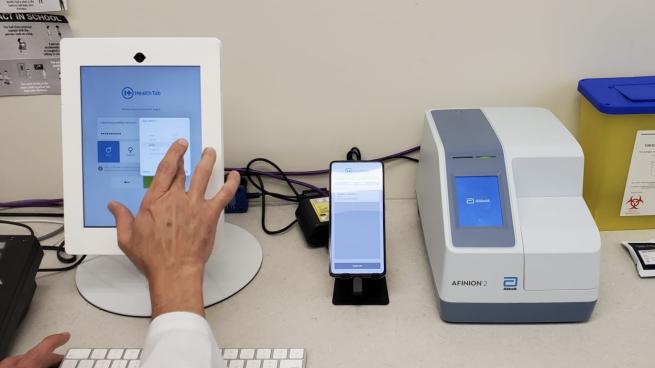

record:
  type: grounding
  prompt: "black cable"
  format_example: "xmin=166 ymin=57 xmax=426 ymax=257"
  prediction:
xmin=39 ymin=239 xmax=86 ymax=272
xmin=0 ymin=212 xmax=63 ymax=218
xmin=0 ymin=219 xmax=35 ymax=236
xmin=38 ymin=255 xmax=86 ymax=272
xmin=346 ymin=147 xmax=362 ymax=161
xmin=0 ymin=219 xmax=83 ymax=271
xmin=41 ymin=240 xmax=78 ymax=264
xmin=244 ymin=158 xmax=301 ymax=235
xmin=384 ymin=155 xmax=419 ymax=163
xmin=252 ymin=174 xmax=298 ymax=234
xmin=346 ymin=146 xmax=419 ymax=163
xmin=245 ymin=158 xmax=302 ymax=202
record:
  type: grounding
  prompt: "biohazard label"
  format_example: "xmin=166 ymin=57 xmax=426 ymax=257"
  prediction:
xmin=621 ymin=130 xmax=655 ymax=216
xmin=310 ymin=197 xmax=329 ymax=223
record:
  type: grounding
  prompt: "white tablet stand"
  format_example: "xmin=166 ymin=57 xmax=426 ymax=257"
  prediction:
xmin=75 ymin=223 xmax=262 ymax=317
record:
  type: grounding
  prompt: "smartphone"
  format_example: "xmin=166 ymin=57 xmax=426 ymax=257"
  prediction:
xmin=329 ymin=161 xmax=386 ymax=277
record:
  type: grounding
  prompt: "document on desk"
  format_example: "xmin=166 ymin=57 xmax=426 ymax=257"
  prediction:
xmin=0 ymin=13 xmax=71 ymax=96
xmin=0 ymin=0 xmax=67 ymax=13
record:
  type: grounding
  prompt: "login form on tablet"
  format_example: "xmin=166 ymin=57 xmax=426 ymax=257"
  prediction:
xmin=80 ymin=66 xmax=201 ymax=227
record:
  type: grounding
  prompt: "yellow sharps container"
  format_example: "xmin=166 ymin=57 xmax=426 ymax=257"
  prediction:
xmin=578 ymin=76 xmax=655 ymax=230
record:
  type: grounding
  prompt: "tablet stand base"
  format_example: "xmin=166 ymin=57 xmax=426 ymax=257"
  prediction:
xmin=332 ymin=277 xmax=389 ymax=305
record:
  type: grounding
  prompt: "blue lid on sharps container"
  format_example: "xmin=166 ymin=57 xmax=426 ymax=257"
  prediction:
xmin=578 ymin=76 xmax=655 ymax=115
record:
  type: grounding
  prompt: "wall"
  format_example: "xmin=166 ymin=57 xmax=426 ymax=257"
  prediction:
xmin=2 ymin=0 xmax=654 ymax=200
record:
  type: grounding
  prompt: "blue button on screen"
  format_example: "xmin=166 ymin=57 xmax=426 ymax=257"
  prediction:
xmin=97 ymin=141 xmax=120 ymax=163
xmin=455 ymin=176 xmax=503 ymax=227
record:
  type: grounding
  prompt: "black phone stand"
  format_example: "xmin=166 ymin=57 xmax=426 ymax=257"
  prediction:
xmin=332 ymin=277 xmax=389 ymax=305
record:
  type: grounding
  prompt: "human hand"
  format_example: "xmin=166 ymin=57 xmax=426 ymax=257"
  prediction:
xmin=0 ymin=332 xmax=70 ymax=368
xmin=108 ymin=139 xmax=240 ymax=318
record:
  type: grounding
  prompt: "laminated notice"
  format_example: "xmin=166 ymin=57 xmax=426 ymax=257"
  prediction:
xmin=621 ymin=130 xmax=655 ymax=216
xmin=0 ymin=0 xmax=67 ymax=13
xmin=0 ymin=13 xmax=71 ymax=96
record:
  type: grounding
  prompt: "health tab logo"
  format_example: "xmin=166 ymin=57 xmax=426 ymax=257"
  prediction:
xmin=121 ymin=87 xmax=134 ymax=99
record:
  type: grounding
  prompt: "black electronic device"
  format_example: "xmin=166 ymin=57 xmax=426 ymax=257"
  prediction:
xmin=295 ymin=194 xmax=329 ymax=247
xmin=0 ymin=235 xmax=44 ymax=359
xmin=329 ymin=161 xmax=389 ymax=305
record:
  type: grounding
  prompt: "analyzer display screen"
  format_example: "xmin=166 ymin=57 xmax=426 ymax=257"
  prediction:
xmin=80 ymin=66 xmax=202 ymax=227
xmin=455 ymin=175 xmax=503 ymax=227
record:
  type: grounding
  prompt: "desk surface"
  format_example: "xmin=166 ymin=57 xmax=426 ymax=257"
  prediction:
xmin=9 ymin=199 xmax=655 ymax=367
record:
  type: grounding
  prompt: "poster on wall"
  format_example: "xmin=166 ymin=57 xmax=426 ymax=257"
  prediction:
xmin=0 ymin=13 xmax=71 ymax=96
xmin=0 ymin=0 xmax=67 ymax=13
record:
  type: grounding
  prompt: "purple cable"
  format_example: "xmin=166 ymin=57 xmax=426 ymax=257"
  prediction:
xmin=227 ymin=145 xmax=420 ymax=177
xmin=2 ymin=146 xmax=419 ymax=208
xmin=230 ymin=168 xmax=329 ymax=196
xmin=226 ymin=145 xmax=420 ymax=197
xmin=0 ymin=198 xmax=63 ymax=208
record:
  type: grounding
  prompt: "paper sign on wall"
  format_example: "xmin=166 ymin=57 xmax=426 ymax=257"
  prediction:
xmin=621 ymin=130 xmax=655 ymax=216
xmin=0 ymin=0 xmax=67 ymax=13
xmin=0 ymin=13 xmax=71 ymax=96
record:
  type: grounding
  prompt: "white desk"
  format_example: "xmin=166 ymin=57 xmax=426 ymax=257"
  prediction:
xmin=8 ymin=199 xmax=655 ymax=367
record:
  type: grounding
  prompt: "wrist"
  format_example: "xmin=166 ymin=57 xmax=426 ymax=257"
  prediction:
xmin=148 ymin=265 xmax=205 ymax=318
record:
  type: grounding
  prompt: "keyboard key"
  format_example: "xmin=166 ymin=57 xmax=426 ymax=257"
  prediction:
xmin=127 ymin=362 xmax=140 ymax=368
xmin=77 ymin=359 xmax=95 ymax=368
xmin=246 ymin=360 xmax=262 ymax=368
xmin=228 ymin=360 xmax=245 ymax=368
xmin=239 ymin=348 xmax=255 ymax=359
xmin=223 ymin=348 xmax=239 ymax=359
xmin=91 ymin=349 xmax=108 ymax=359
xmin=256 ymin=349 xmax=271 ymax=359
xmin=67 ymin=349 xmax=91 ymax=359
xmin=61 ymin=360 xmax=78 ymax=368
xmin=289 ymin=349 xmax=304 ymax=359
xmin=107 ymin=349 xmax=124 ymax=359
xmin=110 ymin=360 xmax=128 ymax=368
xmin=262 ymin=360 xmax=278 ymax=368
xmin=272 ymin=349 xmax=287 ymax=359
xmin=124 ymin=349 xmax=140 ymax=360
xmin=279 ymin=360 xmax=303 ymax=368
xmin=78 ymin=360 xmax=95 ymax=368
xmin=94 ymin=361 xmax=111 ymax=368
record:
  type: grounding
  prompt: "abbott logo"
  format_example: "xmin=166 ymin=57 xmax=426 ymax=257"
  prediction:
xmin=465 ymin=198 xmax=475 ymax=205
xmin=122 ymin=87 xmax=134 ymax=99
xmin=503 ymin=276 xmax=518 ymax=291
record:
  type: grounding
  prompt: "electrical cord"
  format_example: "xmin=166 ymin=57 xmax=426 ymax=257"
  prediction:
xmin=0 ymin=212 xmax=64 ymax=218
xmin=17 ymin=220 xmax=64 ymax=241
xmin=39 ymin=239 xmax=86 ymax=272
xmin=5 ymin=146 xmax=421 ymax=238
xmin=0 ymin=219 xmax=84 ymax=272
xmin=0 ymin=219 xmax=35 ymax=236
xmin=245 ymin=158 xmax=301 ymax=234
xmin=37 ymin=226 xmax=64 ymax=241
xmin=252 ymin=174 xmax=299 ymax=235
xmin=245 ymin=158 xmax=302 ymax=202
xmin=236 ymin=146 xmax=420 ymax=235
xmin=346 ymin=147 xmax=362 ymax=161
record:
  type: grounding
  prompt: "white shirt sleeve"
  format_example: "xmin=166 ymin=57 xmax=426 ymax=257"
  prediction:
xmin=140 ymin=311 xmax=226 ymax=368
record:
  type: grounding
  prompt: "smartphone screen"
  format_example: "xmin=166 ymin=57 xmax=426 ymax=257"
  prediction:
xmin=329 ymin=161 xmax=385 ymax=276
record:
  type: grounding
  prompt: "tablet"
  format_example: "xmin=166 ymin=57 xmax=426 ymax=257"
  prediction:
xmin=61 ymin=38 xmax=224 ymax=255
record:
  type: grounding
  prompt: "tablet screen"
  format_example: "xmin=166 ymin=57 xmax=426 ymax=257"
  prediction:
xmin=80 ymin=66 xmax=202 ymax=227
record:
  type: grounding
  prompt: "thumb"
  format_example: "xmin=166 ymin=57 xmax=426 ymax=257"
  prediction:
xmin=24 ymin=332 xmax=70 ymax=365
xmin=108 ymin=201 xmax=134 ymax=246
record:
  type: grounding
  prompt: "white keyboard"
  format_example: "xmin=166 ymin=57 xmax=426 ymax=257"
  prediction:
xmin=60 ymin=347 xmax=306 ymax=368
